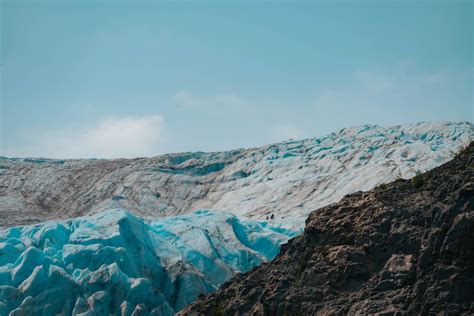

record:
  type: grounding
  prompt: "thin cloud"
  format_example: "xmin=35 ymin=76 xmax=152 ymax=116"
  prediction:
xmin=312 ymin=63 xmax=472 ymax=125
xmin=354 ymin=69 xmax=394 ymax=92
xmin=270 ymin=124 xmax=304 ymax=142
xmin=171 ymin=91 xmax=245 ymax=111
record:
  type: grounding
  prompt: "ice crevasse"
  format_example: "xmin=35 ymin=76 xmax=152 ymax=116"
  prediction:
xmin=0 ymin=209 xmax=298 ymax=315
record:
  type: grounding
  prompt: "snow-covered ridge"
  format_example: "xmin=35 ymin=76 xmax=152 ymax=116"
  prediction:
xmin=0 ymin=209 xmax=297 ymax=315
xmin=0 ymin=121 xmax=472 ymax=228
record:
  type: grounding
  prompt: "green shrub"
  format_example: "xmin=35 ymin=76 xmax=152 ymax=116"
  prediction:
xmin=411 ymin=172 xmax=424 ymax=188
xmin=212 ymin=300 xmax=224 ymax=316
xmin=376 ymin=183 xmax=388 ymax=191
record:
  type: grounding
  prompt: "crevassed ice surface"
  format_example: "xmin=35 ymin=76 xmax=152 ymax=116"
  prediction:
xmin=1 ymin=122 xmax=472 ymax=228
xmin=0 ymin=209 xmax=297 ymax=315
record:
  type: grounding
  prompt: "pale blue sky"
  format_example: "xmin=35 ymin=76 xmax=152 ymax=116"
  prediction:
xmin=1 ymin=0 xmax=472 ymax=158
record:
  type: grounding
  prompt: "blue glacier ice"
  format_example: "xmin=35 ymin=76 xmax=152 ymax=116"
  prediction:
xmin=0 ymin=209 xmax=298 ymax=315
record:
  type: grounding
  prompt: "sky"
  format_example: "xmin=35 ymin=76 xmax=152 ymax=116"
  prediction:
xmin=1 ymin=0 xmax=472 ymax=158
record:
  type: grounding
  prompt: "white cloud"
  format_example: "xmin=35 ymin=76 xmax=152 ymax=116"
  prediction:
xmin=6 ymin=115 xmax=166 ymax=159
xmin=270 ymin=124 xmax=304 ymax=142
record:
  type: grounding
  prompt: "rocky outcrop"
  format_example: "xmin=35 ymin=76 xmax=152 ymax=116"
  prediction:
xmin=182 ymin=142 xmax=474 ymax=315
xmin=0 ymin=122 xmax=472 ymax=227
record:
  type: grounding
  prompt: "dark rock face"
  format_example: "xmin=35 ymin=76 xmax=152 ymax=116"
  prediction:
xmin=182 ymin=143 xmax=474 ymax=315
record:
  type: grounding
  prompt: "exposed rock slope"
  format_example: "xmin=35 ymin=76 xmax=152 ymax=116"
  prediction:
xmin=183 ymin=142 xmax=474 ymax=315
xmin=1 ymin=122 xmax=472 ymax=227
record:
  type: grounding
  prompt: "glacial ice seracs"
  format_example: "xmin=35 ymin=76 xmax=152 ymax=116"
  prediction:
xmin=0 ymin=209 xmax=297 ymax=315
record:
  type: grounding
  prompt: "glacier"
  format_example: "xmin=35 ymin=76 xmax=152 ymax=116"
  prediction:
xmin=0 ymin=209 xmax=298 ymax=315
xmin=1 ymin=122 xmax=472 ymax=228
xmin=0 ymin=122 xmax=472 ymax=315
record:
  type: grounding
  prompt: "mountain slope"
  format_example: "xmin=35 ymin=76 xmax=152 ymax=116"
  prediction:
xmin=0 ymin=122 xmax=472 ymax=227
xmin=0 ymin=210 xmax=296 ymax=315
xmin=183 ymin=142 xmax=474 ymax=315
